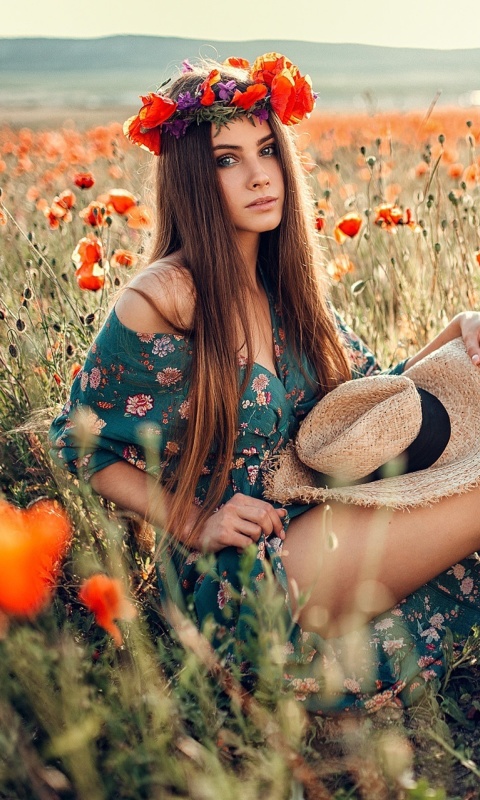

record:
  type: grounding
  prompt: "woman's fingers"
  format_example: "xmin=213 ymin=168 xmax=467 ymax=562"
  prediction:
xmin=197 ymin=494 xmax=287 ymax=552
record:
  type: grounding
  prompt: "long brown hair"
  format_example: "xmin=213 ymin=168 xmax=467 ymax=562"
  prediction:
xmin=143 ymin=62 xmax=351 ymax=542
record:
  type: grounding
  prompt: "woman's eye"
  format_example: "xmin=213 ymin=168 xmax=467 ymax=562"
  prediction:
xmin=261 ymin=144 xmax=276 ymax=157
xmin=216 ymin=154 xmax=236 ymax=168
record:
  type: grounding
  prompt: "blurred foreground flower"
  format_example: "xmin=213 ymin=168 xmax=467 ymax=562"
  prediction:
xmin=325 ymin=255 xmax=355 ymax=281
xmin=0 ymin=499 xmax=71 ymax=616
xmin=126 ymin=204 xmax=153 ymax=229
xmin=334 ymin=212 xmax=362 ymax=244
xmin=79 ymin=574 xmax=137 ymax=646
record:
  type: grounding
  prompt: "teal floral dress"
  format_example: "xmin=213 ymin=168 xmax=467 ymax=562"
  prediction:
xmin=49 ymin=285 xmax=480 ymax=714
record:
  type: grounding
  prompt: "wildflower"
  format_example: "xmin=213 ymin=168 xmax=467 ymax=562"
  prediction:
xmin=126 ymin=205 xmax=153 ymax=229
xmin=374 ymin=203 xmax=419 ymax=231
xmin=0 ymin=209 xmax=7 ymax=226
xmin=199 ymin=70 xmax=221 ymax=106
xmin=123 ymin=93 xmax=177 ymax=155
xmin=333 ymin=212 xmax=362 ymax=244
xmin=72 ymin=233 xmax=104 ymax=268
xmin=75 ymin=262 xmax=108 ymax=291
xmin=231 ymin=84 xmax=268 ymax=110
xmin=74 ymin=171 xmax=95 ymax=189
xmin=447 ymin=163 xmax=464 ymax=180
xmin=110 ymin=249 xmax=138 ymax=269
xmin=325 ymin=255 xmax=355 ymax=281
xmin=0 ymin=499 xmax=71 ymax=616
xmin=315 ymin=214 xmax=325 ymax=232
xmin=79 ymin=200 xmax=108 ymax=227
xmin=250 ymin=53 xmax=314 ymax=125
xmin=107 ymin=188 xmax=137 ymax=215
xmin=78 ymin=574 xmax=136 ymax=646
xmin=223 ymin=56 xmax=250 ymax=69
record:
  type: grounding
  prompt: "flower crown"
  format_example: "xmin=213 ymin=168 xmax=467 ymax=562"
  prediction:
xmin=123 ymin=53 xmax=316 ymax=156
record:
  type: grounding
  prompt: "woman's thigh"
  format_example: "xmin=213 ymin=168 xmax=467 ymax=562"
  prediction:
xmin=282 ymin=489 xmax=480 ymax=638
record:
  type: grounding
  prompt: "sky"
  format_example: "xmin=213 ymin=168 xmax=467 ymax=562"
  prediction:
xmin=3 ymin=0 xmax=480 ymax=50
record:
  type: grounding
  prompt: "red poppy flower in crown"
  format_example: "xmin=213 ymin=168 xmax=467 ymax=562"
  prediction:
xmin=123 ymin=53 xmax=317 ymax=156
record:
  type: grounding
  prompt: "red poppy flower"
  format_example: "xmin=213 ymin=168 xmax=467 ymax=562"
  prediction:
xmin=0 ymin=499 xmax=71 ymax=616
xmin=79 ymin=200 xmax=108 ymax=228
xmin=334 ymin=212 xmax=363 ymax=244
xmin=78 ymin=574 xmax=136 ymax=646
xmin=72 ymin=234 xmax=104 ymax=268
xmin=199 ymin=70 xmax=221 ymax=107
xmin=110 ymin=249 xmax=138 ymax=269
xmin=74 ymin=171 xmax=95 ymax=189
xmin=373 ymin=203 xmax=403 ymax=228
xmin=107 ymin=189 xmax=137 ymax=215
xmin=123 ymin=92 xmax=177 ymax=155
xmin=123 ymin=115 xmax=162 ymax=156
xmin=270 ymin=69 xmax=315 ymax=126
xmin=75 ymin=262 xmax=108 ymax=291
xmin=315 ymin=215 xmax=325 ymax=232
xmin=223 ymin=57 xmax=250 ymax=69
xmin=250 ymin=53 xmax=293 ymax=87
xmin=231 ymin=84 xmax=268 ymax=110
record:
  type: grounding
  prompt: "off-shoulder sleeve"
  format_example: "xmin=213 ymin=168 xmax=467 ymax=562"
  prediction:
xmin=48 ymin=308 xmax=192 ymax=482
xmin=334 ymin=311 xmax=408 ymax=378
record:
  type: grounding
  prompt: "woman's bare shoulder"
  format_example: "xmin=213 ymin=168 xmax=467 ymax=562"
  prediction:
xmin=114 ymin=257 xmax=195 ymax=334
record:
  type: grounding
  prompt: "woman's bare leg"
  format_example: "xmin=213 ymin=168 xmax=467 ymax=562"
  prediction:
xmin=282 ymin=488 xmax=480 ymax=638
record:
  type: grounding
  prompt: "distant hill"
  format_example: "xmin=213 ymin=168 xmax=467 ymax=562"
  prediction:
xmin=1 ymin=35 xmax=480 ymax=111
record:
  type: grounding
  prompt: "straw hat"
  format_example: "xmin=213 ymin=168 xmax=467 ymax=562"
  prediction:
xmin=264 ymin=337 xmax=480 ymax=509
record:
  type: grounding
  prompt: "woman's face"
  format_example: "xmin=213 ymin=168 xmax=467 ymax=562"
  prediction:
xmin=212 ymin=117 xmax=285 ymax=245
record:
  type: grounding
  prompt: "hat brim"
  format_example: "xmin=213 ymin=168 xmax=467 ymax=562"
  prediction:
xmin=264 ymin=338 xmax=480 ymax=509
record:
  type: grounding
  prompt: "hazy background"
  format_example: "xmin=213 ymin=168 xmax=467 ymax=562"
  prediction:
xmin=2 ymin=0 xmax=480 ymax=124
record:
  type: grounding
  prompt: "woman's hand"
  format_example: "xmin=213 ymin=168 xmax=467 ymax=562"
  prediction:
xmin=196 ymin=493 xmax=287 ymax=553
xmin=457 ymin=311 xmax=480 ymax=365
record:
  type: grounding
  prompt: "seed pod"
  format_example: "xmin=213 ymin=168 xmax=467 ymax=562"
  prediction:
xmin=8 ymin=344 xmax=18 ymax=358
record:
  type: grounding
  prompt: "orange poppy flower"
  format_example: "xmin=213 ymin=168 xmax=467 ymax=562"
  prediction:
xmin=75 ymin=261 xmax=108 ymax=291
xmin=270 ymin=69 xmax=315 ymax=125
xmin=123 ymin=92 xmax=177 ymax=155
xmin=0 ymin=209 xmax=7 ymax=226
xmin=56 ymin=189 xmax=76 ymax=209
xmin=250 ymin=53 xmax=293 ymax=87
xmin=123 ymin=114 xmax=162 ymax=156
xmin=334 ymin=212 xmax=362 ymax=244
xmin=474 ymin=251 xmax=480 ymax=266
xmin=0 ymin=499 xmax=71 ymax=617
xmin=79 ymin=200 xmax=108 ymax=228
xmin=107 ymin=189 xmax=137 ymax=215
xmin=126 ymin=204 xmax=153 ymax=229
xmin=325 ymin=255 xmax=355 ymax=282
xmin=374 ymin=203 xmax=405 ymax=227
xmin=78 ymin=574 xmax=136 ymax=646
xmin=74 ymin=171 xmax=95 ymax=189
xmin=199 ymin=69 xmax=221 ymax=106
xmin=223 ymin=57 xmax=250 ymax=69
xmin=110 ymin=249 xmax=138 ymax=269
xmin=72 ymin=233 xmax=104 ymax=268
xmin=231 ymin=84 xmax=268 ymax=110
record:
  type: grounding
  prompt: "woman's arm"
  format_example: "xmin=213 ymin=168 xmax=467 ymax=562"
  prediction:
xmin=90 ymin=461 xmax=286 ymax=552
xmin=406 ymin=311 xmax=480 ymax=370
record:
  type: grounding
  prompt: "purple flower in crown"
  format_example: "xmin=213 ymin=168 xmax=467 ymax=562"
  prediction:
xmin=253 ymin=107 xmax=269 ymax=122
xmin=163 ymin=118 xmax=192 ymax=139
xmin=177 ymin=91 xmax=201 ymax=111
xmin=217 ymin=80 xmax=236 ymax=102
xmin=181 ymin=59 xmax=194 ymax=73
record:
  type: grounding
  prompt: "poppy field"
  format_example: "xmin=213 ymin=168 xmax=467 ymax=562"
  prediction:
xmin=1 ymin=104 xmax=480 ymax=799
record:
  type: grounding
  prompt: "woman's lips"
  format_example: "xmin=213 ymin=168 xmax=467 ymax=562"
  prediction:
xmin=246 ymin=196 xmax=278 ymax=210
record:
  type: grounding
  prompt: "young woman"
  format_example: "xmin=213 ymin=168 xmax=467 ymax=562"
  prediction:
xmin=50 ymin=54 xmax=480 ymax=712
